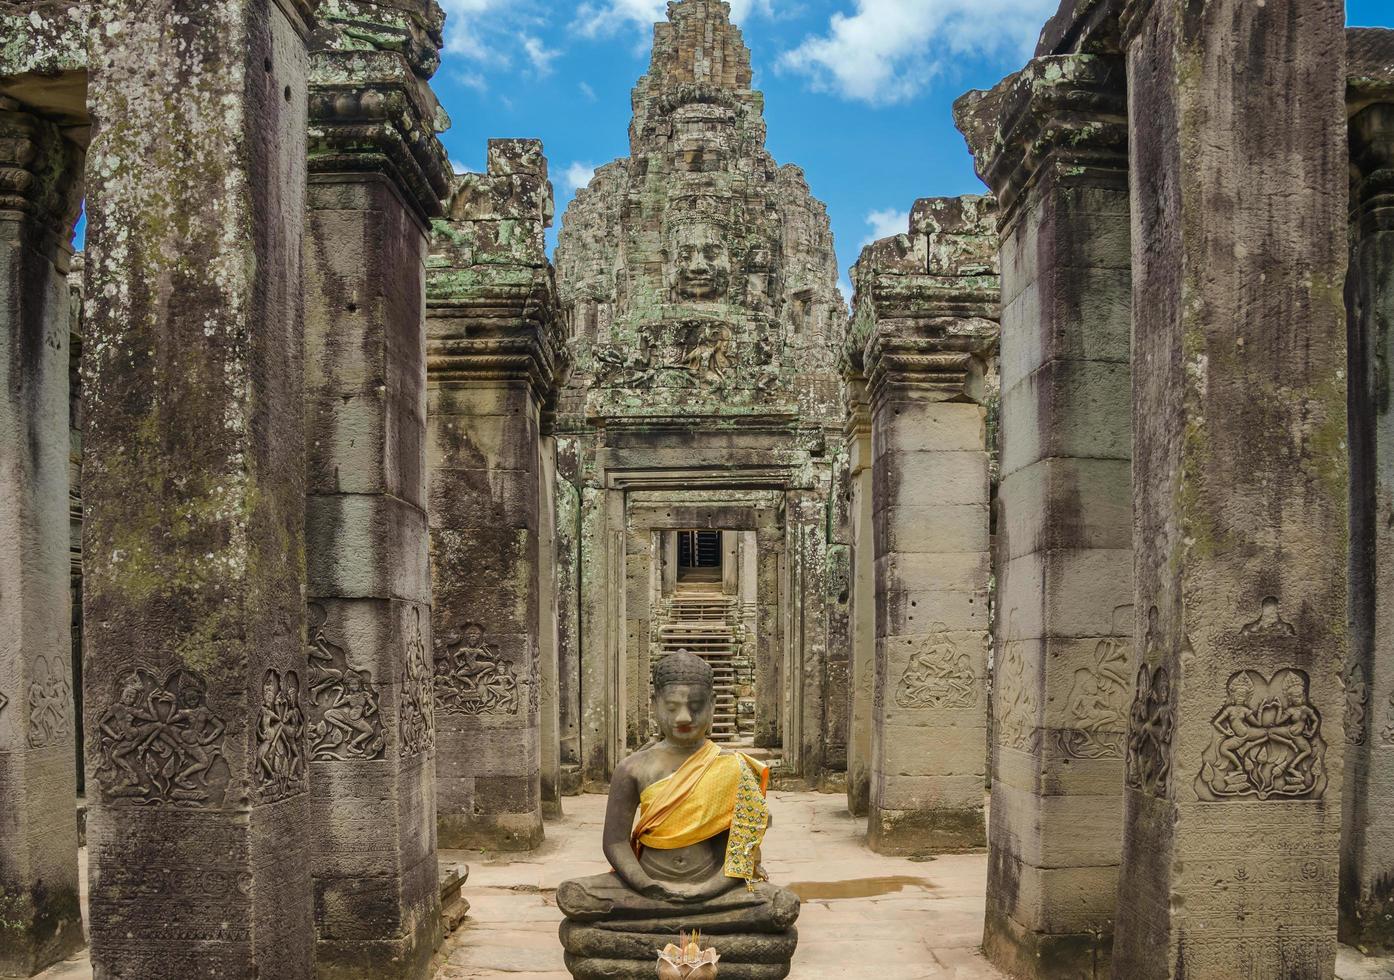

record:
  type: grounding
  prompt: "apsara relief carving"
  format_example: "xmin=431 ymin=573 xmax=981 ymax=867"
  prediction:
xmin=434 ymin=622 xmax=520 ymax=715
xmin=94 ymin=666 xmax=230 ymax=806
xmin=1057 ymin=633 xmax=1131 ymax=760
xmin=306 ymin=603 xmax=385 ymax=762
xmin=1240 ymin=596 xmax=1296 ymax=637
xmin=995 ymin=613 xmax=1037 ymax=752
xmin=1195 ymin=668 xmax=1328 ymax=802
xmin=1125 ymin=608 xmax=1175 ymax=796
xmin=1382 ymin=691 xmax=1394 ymax=745
xmin=27 ymin=653 xmax=73 ymax=748
xmin=895 ymin=627 xmax=977 ymax=709
xmin=254 ymin=669 xmax=308 ymax=803
xmin=1345 ymin=662 xmax=1370 ymax=746
xmin=399 ymin=606 xmax=435 ymax=757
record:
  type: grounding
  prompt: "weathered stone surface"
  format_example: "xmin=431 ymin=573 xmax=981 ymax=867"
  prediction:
xmin=303 ymin=4 xmax=449 ymax=972
xmin=81 ymin=1 xmax=316 ymax=976
xmin=957 ymin=40 xmax=1132 ymax=979
xmin=1112 ymin=1 xmax=1349 ymax=977
xmin=427 ymin=140 xmax=561 ymax=850
xmin=1342 ymin=26 xmax=1394 ymax=958
xmin=553 ymin=0 xmax=846 ymax=785
xmin=0 ymin=100 xmax=84 ymax=978
xmin=850 ymin=197 xmax=999 ymax=856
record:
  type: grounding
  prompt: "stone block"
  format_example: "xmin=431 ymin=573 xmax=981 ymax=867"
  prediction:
xmin=998 ymin=358 xmax=1131 ymax=478
xmin=874 ymin=450 xmax=989 ymax=507
xmin=999 ymin=267 xmax=1131 ymax=389
xmin=998 ymin=457 xmax=1131 ymax=560
xmin=997 ymin=549 xmax=1134 ymax=641
xmin=307 ymin=493 xmax=431 ymax=600
xmin=875 ymin=503 xmax=990 ymax=556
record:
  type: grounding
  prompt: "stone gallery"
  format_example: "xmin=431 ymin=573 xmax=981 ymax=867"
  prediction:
xmin=0 ymin=0 xmax=1391 ymax=977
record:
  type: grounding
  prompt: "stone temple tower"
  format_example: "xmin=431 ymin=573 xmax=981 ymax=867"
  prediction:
xmin=553 ymin=0 xmax=848 ymax=787
xmin=555 ymin=0 xmax=844 ymax=421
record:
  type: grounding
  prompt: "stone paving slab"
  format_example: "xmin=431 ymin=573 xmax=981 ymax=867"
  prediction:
xmin=34 ymin=790 xmax=1394 ymax=979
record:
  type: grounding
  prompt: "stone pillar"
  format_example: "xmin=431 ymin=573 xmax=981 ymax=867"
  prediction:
xmin=553 ymin=440 xmax=583 ymax=792
xmin=784 ymin=490 xmax=828 ymax=781
xmin=856 ymin=197 xmax=998 ymax=855
xmin=427 ymin=139 xmax=561 ymax=850
xmin=1111 ymin=0 xmax=1349 ymax=976
xmin=82 ymin=0 xmax=317 ymax=975
xmin=1342 ymin=28 xmax=1394 ymax=955
xmin=0 ymin=101 xmax=84 ymax=977
xmin=844 ymin=378 xmax=875 ymax=817
xmin=539 ymin=432 xmax=562 ymax=817
xmin=578 ymin=485 xmax=625 ymax=785
xmin=623 ymin=523 xmax=654 ymax=748
xmin=302 ymin=3 xmax=451 ymax=973
xmin=956 ymin=53 xmax=1133 ymax=976
xmin=754 ymin=526 xmax=783 ymax=748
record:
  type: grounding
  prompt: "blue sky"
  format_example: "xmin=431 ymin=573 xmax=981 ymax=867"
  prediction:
xmin=436 ymin=0 xmax=1394 ymax=300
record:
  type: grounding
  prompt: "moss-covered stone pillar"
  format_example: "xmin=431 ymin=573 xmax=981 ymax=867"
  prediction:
xmin=82 ymin=0 xmax=317 ymax=975
xmin=843 ymin=377 xmax=874 ymax=817
xmin=855 ymin=197 xmax=998 ymax=855
xmin=302 ymin=2 xmax=452 ymax=974
xmin=956 ymin=53 xmax=1133 ymax=977
xmin=426 ymin=139 xmax=561 ymax=850
xmin=1112 ymin=0 xmax=1349 ymax=976
xmin=1343 ymin=28 xmax=1394 ymax=957
xmin=0 ymin=100 xmax=84 ymax=978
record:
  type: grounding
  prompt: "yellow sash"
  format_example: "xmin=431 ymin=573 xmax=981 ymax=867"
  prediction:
xmin=632 ymin=740 xmax=771 ymax=884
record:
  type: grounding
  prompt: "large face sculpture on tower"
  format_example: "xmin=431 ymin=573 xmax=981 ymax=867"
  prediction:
xmin=666 ymin=220 xmax=732 ymax=302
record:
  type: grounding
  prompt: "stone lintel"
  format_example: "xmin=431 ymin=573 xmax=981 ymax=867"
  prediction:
xmin=954 ymin=54 xmax=1127 ymax=230
xmin=0 ymin=2 xmax=88 ymax=144
xmin=864 ymin=325 xmax=997 ymax=407
xmin=427 ymin=315 xmax=560 ymax=400
xmin=1349 ymin=28 xmax=1394 ymax=116
xmin=1035 ymin=0 xmax=1125 ymax=57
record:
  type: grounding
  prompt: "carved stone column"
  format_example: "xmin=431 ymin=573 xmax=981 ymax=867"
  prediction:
xmin=842 ymin=376 xmax=874 ymax=817
xmin=754 ymin=525 xmax=783 ymax=750
xmin=426 ymin=140 xmax=562 ymax=849
xmin=0 ymin=97 xmax=84 ymax=978
xmin=855 ymin=197 xmax=999 ymax=855
xmin=955 ymin=51 xmax=1133 ymax=977
xmin=82 ymin=0 xmax=317 ymax=975
xmin=1112 ymin=0 xmax=1349 ymax=976
xmin=1342 ymin=27 xmax=1394 ymax=956
xmin=784 ymin=488 xmax=829 ymax=782
xmin=303 ymin=2 xmax=451 ymax=974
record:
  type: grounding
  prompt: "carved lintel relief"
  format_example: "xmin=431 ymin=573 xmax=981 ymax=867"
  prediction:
xmin=306 ymin=603 xmax=386 ymax=762
xmin=895 ymin=626 xmax=977 ymax=709
xmin=94 ymin=666 xmax=230 ymax=807
xmin=1057 ymin=631 xmax=1132 ymax=760
xmin=27 ymin=654 xmax=73 ymax=748
xmin=434 ymin=622 xmax=520 ymax=716
xmin=399 ymin=606 xmax=435 ymax=757
xmin=995 ymin=612 xmax=1038 ymax=753
xmin=1125 ymin=607 xmax=1174 ymax=797
xmin=254 ymin=669 xmax=309 ymax=803
xmin=1345 ymin=662 xmax=1370 ymax=746
xmin=1195 ymin=669 xmax=1327 ymax=802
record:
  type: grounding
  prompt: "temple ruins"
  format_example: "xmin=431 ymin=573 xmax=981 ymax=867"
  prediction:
xmin=1 ymin=0 xmax=1392 ymax=977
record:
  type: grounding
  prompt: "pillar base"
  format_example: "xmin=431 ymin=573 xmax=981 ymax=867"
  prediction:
xmin=438 ymin=812 xmax=544 ymax=851
xmin=314 ymin=916 xmax=442 ymax=980
xmin=866 ymin=804 xmax=985 ymax=856
xmin=0 ymin=885 xmax=84 ymax=978
xmin=1341 ymin=888 xmax=1394 ymax=956
xmin=983 ymin=907 xmax=1112 ymax=980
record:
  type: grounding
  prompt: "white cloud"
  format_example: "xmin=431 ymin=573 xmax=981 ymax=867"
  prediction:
xmin=861 ymin=208 xmax=909 ymax=249
xmin=579 ymin=81 xmax=598 ymax=102
xmin=438 ymin=0 xmax=558 ymax=85
xmin=564 ymin=162 xmax=599 ymax=195
xmin=780 ymin=0 xmax=1056 ymax=105
xmin=522 ymin=35 xmax=559 ymax=75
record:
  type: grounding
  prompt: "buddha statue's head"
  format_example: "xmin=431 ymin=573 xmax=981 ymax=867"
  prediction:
xmin=651 ymin=650 xmax=715 ymax=748
xmin=665 ymin=220 xmax=731 ymax=302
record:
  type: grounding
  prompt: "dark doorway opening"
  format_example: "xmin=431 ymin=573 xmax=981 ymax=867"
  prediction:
xmin=677 ymin=530 xmax=722 ymax=583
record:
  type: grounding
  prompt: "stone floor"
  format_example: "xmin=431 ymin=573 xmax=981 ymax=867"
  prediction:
xmin=36 ymin=791 xmax=1394 ymax=979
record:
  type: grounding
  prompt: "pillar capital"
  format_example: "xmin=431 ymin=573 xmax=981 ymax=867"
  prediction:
xmin=1348 ymin=30 xmax=1394 ymax=225
xmin=309 ymin=0 xmax=452 ymax=223
xmin=0 ymin=106 xmax=84 ymax=243
xmin=427 ymin=140 xmax=565 ymax=403
xmin=954 ymin=53 xmax=1127 ymax=228
xmin=851 ymin=196 xmax=999 ymax=406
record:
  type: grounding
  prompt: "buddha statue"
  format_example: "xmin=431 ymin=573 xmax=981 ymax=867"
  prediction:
xmin=558 ymin=651 xmax=800 ymax=979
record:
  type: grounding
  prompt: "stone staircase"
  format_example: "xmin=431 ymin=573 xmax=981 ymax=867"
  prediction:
xmin=656 ymin=586 xmax=742 ymax=744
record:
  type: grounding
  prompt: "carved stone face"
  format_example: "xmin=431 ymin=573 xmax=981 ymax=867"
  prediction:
xmin=667 ymin=221 xmax=731 ymax=301
xmin=652 ymin=681 xmax=714 ymax=748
